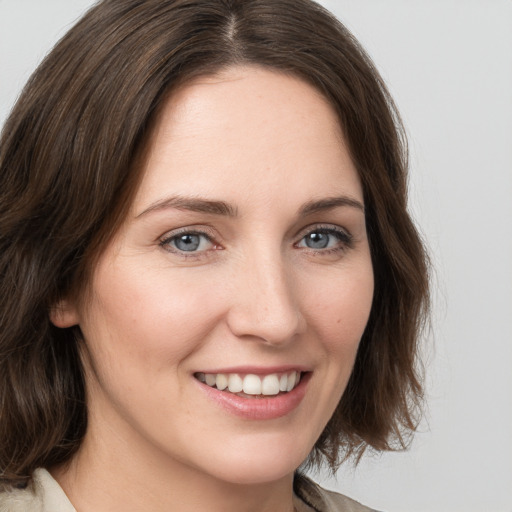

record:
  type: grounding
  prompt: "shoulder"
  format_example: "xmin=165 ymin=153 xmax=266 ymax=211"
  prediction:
xmin=0 ymin=469 xmax=75 ymax=512
xmin=294 ymin=473 xmax=382 ymax=512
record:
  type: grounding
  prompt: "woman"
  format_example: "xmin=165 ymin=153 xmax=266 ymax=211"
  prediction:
xmin=0 ymin=1 xmax=429 ymax=511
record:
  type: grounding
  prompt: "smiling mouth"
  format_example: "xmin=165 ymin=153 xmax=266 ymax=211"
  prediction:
xmin=194 ymin=371 xmax=303 ymax=398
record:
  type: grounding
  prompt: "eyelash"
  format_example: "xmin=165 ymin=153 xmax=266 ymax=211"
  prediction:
xmin=159 ymin=224 xmax=353 ymax=258
xmin=295 ymin=225 xmax=354 ymax=255
xmin=159 ymin=228 xmax=218 ymax=259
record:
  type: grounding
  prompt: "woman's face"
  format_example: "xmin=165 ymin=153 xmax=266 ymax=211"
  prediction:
xmin=58 ymin=66 xmax=374 ymax=485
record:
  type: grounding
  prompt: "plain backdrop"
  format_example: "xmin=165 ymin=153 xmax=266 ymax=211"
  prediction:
xmin=1 ymin=1 xmax=511 ymax=511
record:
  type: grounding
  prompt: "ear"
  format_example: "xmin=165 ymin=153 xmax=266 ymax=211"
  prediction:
xmin=49 ymin=298 xmax=80 ymax=328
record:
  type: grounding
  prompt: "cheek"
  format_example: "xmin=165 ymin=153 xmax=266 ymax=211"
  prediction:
xmin=80 ymin=263 xmax=224 ymax=376
xmin=300 ymin=262 xmax=374 ymax=376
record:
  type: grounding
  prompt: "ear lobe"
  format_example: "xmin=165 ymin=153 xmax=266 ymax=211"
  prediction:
xmin=50 ymin=299 xmax=80 ymax=328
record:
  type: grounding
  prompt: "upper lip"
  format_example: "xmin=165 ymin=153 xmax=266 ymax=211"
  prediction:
xmin=193 ymin=365 xmax=311 ymax=375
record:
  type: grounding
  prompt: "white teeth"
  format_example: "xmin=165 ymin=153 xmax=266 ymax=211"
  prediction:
xmin=243 ymin=374 xmax=262 ymax=395
xmin=198 ymin=371 xmax=302 ymax=396
xmin=286 ymin=371 xmax=297 ymax=392
xmin=279 ymin=374 xmax=288 ymax=392
xmin=215 ymin=373 xmax=228 ymax=390
xmin=205 ymin=374 xmax=216 ymax=386
xmin=228 ymin=373 xmax=243 ymax=393
xmin=261 ymin=374 xmax=280 ymax=395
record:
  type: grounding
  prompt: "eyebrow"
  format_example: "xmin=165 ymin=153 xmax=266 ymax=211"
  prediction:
xmin=137 ymin=196 xmax=238 ymax=218
xmin=136 ymin=194 xmax=364 ymax=219
xmin=299 ymin=196 xmax=365 ymax=216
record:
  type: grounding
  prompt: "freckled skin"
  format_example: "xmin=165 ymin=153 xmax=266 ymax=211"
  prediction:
xmin=52 ymin=66 xmax=374 ymax=512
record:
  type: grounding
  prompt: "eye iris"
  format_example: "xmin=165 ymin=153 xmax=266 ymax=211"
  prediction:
xmin=175 ymin=234 xmax=200 ymax=251
xmin=306 ymin=232 xmax=329 ymax=249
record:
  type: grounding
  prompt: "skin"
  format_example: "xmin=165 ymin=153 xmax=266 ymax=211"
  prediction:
xmin=51 ymin=66 xmax=374 ymax=512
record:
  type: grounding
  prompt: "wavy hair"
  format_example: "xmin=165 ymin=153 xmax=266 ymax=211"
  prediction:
xmin=0 ymin=0 xmax=429 ymax=487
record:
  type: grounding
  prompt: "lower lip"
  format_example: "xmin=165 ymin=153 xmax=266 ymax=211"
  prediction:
xmin=196 ymin=373 xmax=311 ymax=420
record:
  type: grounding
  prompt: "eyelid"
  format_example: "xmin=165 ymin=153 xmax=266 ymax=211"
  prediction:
xmin=158 ymin=226 xmax=221 ymax=256
xmin=296 ymin=223 xmax=352 ymax=241
xmin=294 ymin=223 xmax=354 ymax=251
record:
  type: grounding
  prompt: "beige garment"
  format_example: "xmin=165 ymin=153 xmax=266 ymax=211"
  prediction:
xmin=293 ymin=473 xmax=379 ymax=512
xmin=0 ymin=469 xmax=378 ymax=512
xmin=0 ymin=469 xmax=75 ymax=512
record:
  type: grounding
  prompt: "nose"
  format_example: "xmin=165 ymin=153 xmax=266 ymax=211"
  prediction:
xmin=226 ymin=252 xmax=305 ymax=346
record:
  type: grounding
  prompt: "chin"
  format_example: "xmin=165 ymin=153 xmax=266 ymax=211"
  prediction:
xmin=204 ymin=459 xmax=299 ymax=486
xmin=188 ymin=432 xmax=312 ymax=486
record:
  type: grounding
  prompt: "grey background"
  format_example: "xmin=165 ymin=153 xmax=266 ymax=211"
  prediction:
xmin=1 ymin=1 xmax=511 ymax=511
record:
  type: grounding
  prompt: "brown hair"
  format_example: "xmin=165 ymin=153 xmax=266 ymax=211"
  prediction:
xmin=0 ymin=0 xmax=429 ymax=486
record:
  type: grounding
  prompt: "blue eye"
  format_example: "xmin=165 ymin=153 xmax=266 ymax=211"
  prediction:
xmin=303 ymin=232 xmax=330 ymax=249
xmin=298 ymin=228 xmax=352 ymax=251
xmin=174 ymin=234 xmax=201 ymax=251
xmin=161 ymin=231 xmax=213 ymax=253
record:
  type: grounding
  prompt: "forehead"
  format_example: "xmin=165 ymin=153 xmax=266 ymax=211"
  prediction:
xmin=134 ymin=65 xmax=362 ymax=212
